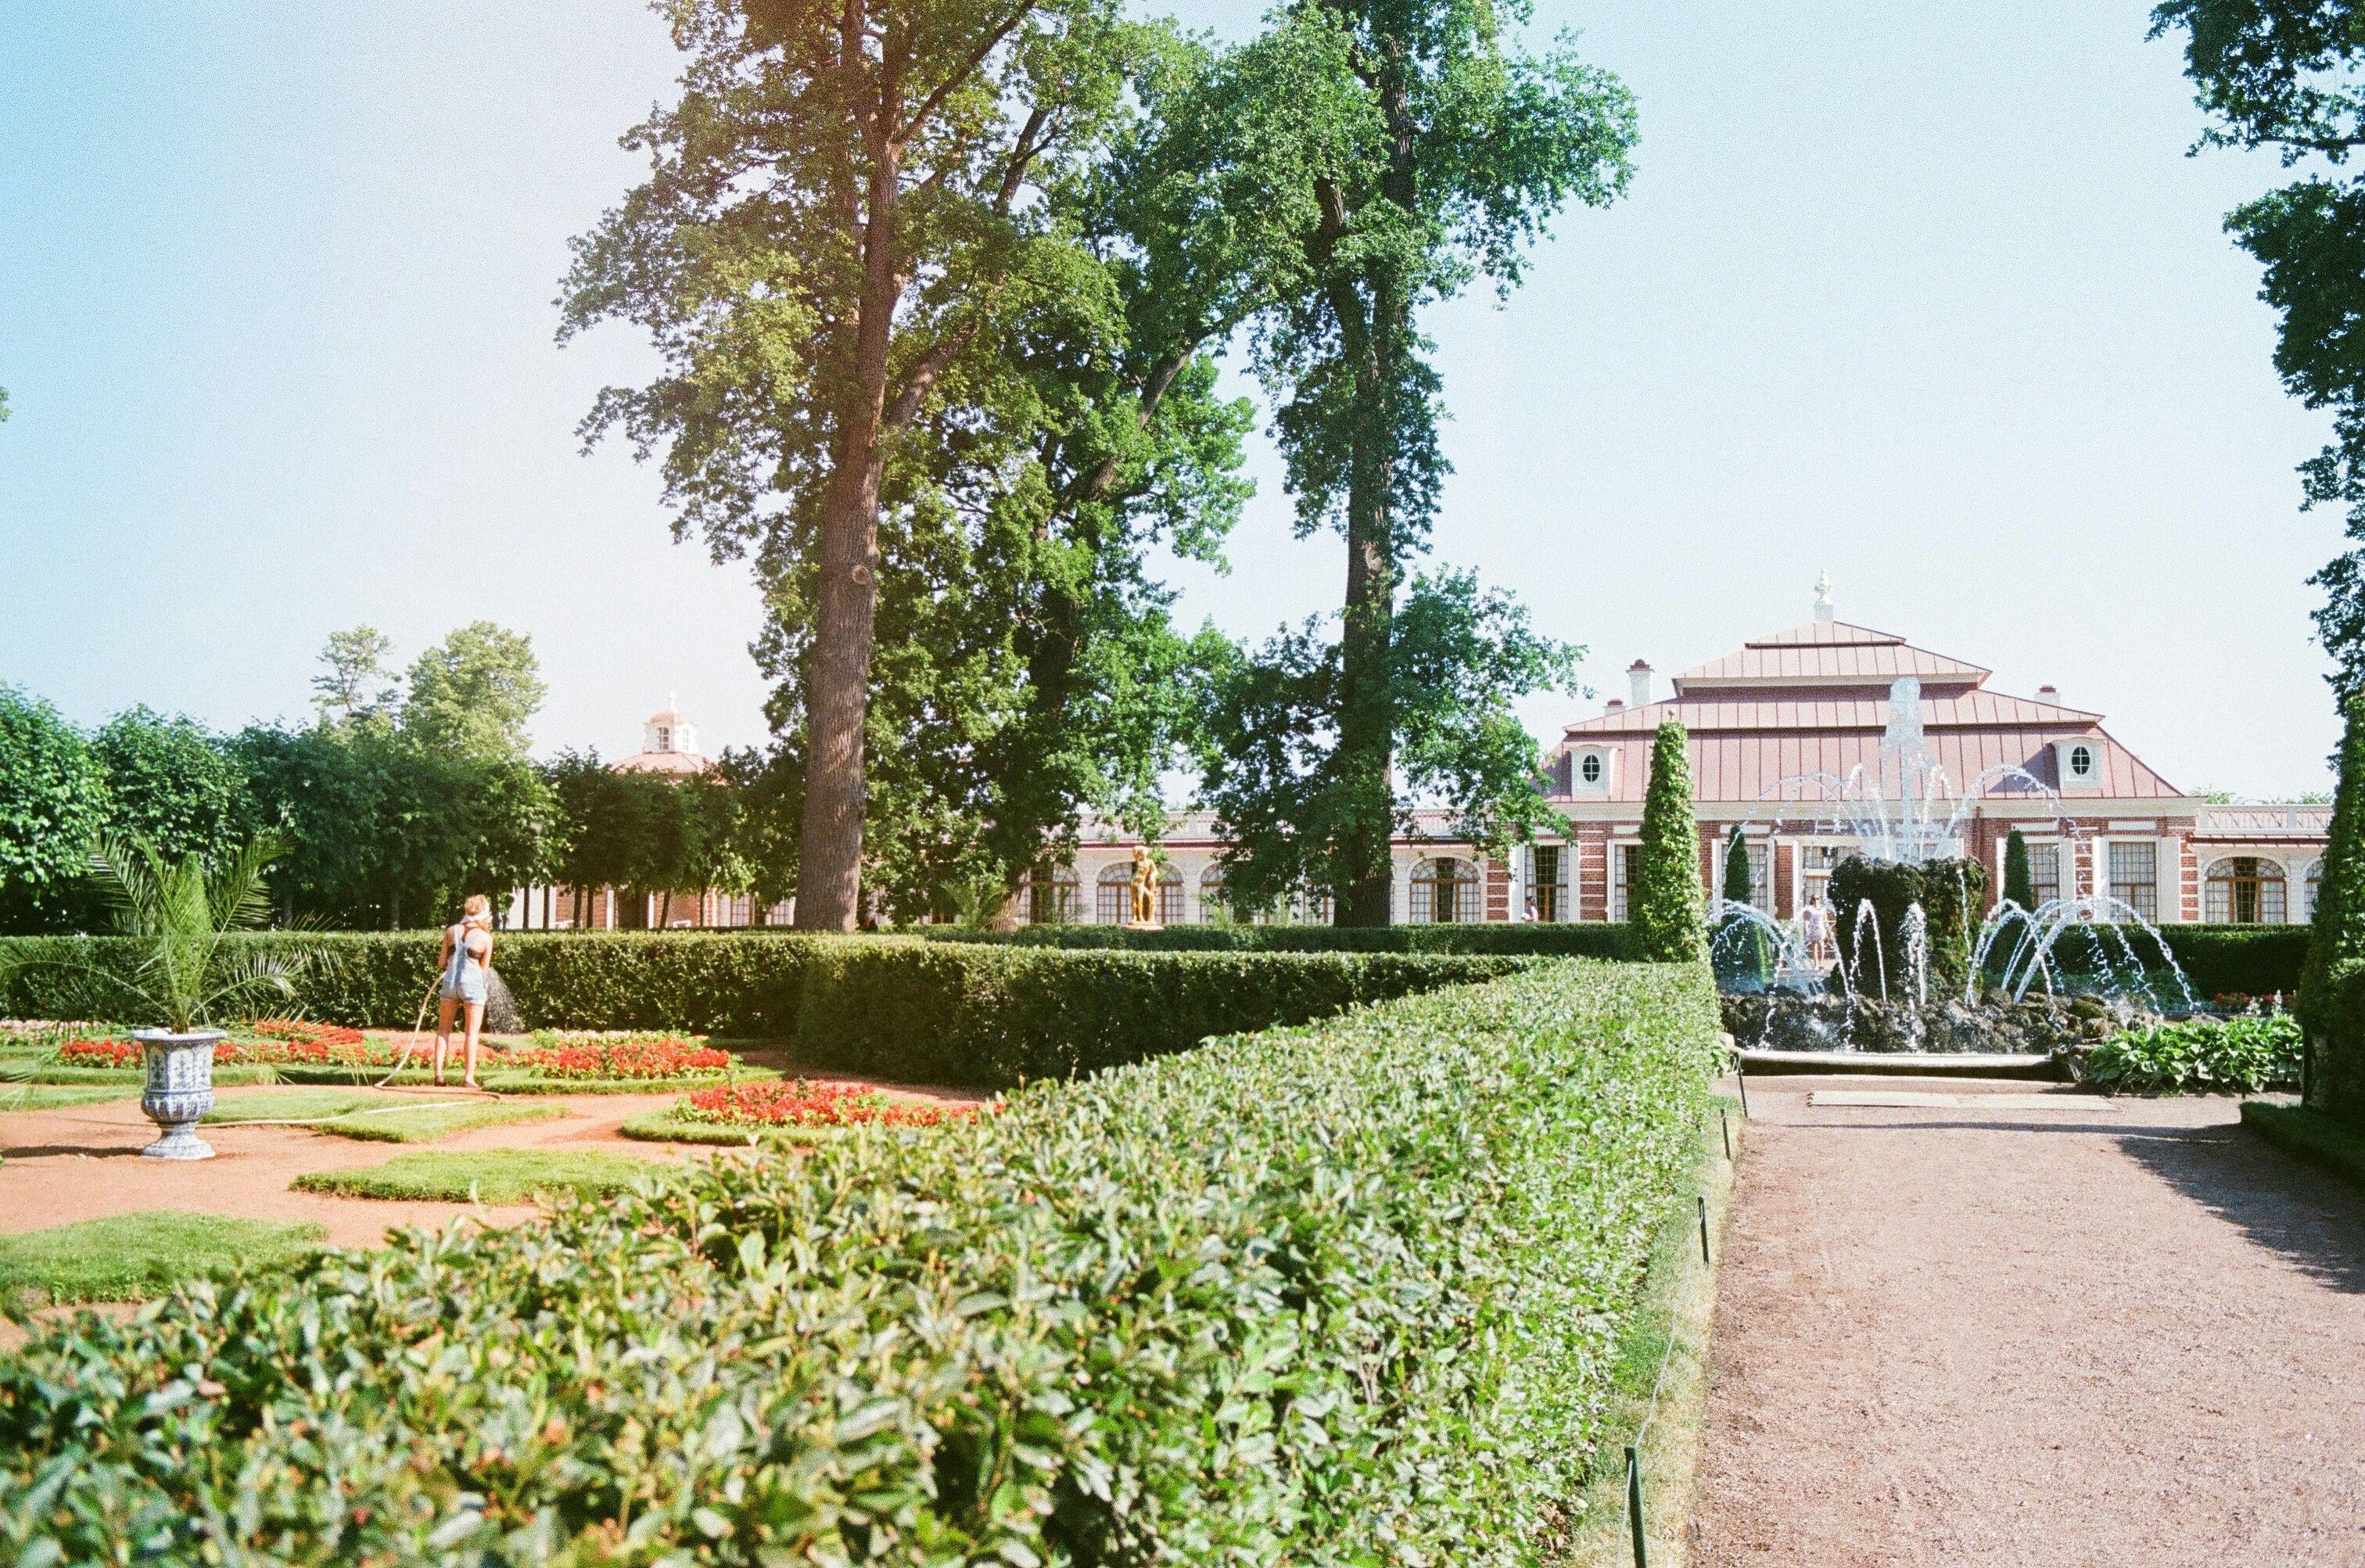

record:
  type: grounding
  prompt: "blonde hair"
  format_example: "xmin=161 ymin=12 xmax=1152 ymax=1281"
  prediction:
xmin=463 ymin=894 xmax=491 ymax=918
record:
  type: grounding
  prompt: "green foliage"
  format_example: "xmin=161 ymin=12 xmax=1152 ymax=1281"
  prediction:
xmin=310 ymin=625 xmax=400 ymax=725
xmin=9 ymin=831 xmax=314 ymax=1035
xmin=0 ymin=686 xmax=110 ymax=931
xmin=1720 ymin=825 xmax=1751 ymax=905
xmin=2151 ymin=1 xmax=2365 ymax=691
xmin=1631 ymin=721 xmax=1706 ymax=963
xmin=619 ymin=1110 xmax=822 ymax=1147
xmin=400 ymin=621 xmax=547 ymax=759
xmin=1194 ymin=569 xmax=1582 ymax=921
xmin=2040 ymin=923 xmax=2308 ymax=999
xmin=2303 ymin=700 xmax=2365 ymax=1118
xmin=292 ymin=1150 xmax=671 ymax=1204
xmin=1829 ymin=856 xmax=1986 ymax=997
xmin=2003 ymin=827 xmax=2035 ymax=911
xmin=233 ymin=722 xmax=556 ymax=929
xmin=0 ymin=958 xmax=1715 ymax=1563
xmin=2083 ymin=1014 xmax=2302 ymax=1094
xmin=0 ymin=1213 xmax=325 ymax=1308
xmin=927 ymin=920 xmax=1634 ymax=956
xmin=89 ymin=709 xmax=246 ymax=868
xmin=2241 ymin=1099 xmax=2365 ymax=1188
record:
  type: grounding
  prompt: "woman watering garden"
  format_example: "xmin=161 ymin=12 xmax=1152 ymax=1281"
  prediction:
xmin=435 ymin=894 xmax=496 ymax=1088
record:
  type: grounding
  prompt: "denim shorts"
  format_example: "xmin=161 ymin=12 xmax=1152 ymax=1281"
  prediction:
xmin=441 ymin=971 xmax=487 ymax=1006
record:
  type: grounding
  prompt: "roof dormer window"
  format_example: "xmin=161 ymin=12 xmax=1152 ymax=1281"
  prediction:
xmin=1569 ymin=747 xmax=1614 ymax=795
xmin=656 ymin=725 xmax=673 ymax=752
xmin=2054 ymin=739 xmax=2101 ymax=791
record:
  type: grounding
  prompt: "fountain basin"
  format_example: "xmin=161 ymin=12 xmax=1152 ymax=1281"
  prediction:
xmin=1736 ymin=1047 xmax=2066 ymax=1080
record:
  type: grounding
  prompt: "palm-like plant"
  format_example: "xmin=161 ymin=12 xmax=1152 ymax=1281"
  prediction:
xmin=84 ymin=830 xmax=310 ymax=1032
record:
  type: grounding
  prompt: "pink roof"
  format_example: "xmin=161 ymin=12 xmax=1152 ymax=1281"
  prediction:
xmin=1558 ymin=616 xmax=2184 ymax=804
xmin=1673 ymin=621 xmax=1990 ymax=690
xmin=613 ymin=750 xmax=710 ymax=777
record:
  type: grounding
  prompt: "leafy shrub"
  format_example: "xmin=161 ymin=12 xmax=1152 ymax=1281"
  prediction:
xmin=2082 ymin=1014 xmax=2302 ymax=1094
xmin=1831 ymin=856 xmax=1986 ymax=997
xmin=2037 ymin=924 xmax=2309 ymax=1003
xmin=1631 ymin=721 xmax=1706 ymax=963
xmin=0 ymin=959 xmax=1719 ymax=1564
xmin=924 ymin=920 xmax=1636 ymax=956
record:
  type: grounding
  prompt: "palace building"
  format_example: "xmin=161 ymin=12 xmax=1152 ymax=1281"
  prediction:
xmin=1035 ymin=580 xmax=2331 ymax=929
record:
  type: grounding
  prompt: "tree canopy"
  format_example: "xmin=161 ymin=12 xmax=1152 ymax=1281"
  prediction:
xmin=2155 ymin=0 xmax=2365 ymax=694
xmin=402 ymin=621 xmax=547 ymax=759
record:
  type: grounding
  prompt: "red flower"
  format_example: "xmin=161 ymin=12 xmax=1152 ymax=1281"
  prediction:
xmin=678 ymin=1079 xmax=983 ymax=1129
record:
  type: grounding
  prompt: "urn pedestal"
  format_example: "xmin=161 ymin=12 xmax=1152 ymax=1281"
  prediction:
xmin=133 ymin=1028 xmax=221 ymax=1161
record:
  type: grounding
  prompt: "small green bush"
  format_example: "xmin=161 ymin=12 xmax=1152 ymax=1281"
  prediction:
xmin=0 ymin=959 xmax=1718 ymax=1564
xmin=2082 ymin=1014 xmax=2302 ymax=1095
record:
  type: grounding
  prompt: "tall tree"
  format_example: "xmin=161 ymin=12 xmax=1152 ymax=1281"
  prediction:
xmin=2154 ymin=0 xmax=2365 ymax=694
xmin=2002 ymin=827 xmax=2035 ymax=911
xmin=91 ymin=709 xmax=249 ymax=866
xmin=0 ymin=687 xmax=110 ymax=934
xmin=2299 ymin=695 xmax=2365 ymax=1113
xmin=403 ymin=622 xmax=547 ymax=758
xmin=563 ymin=0 xmax=1175 ymax=930
xmin=311 ymin=626 xmax=401 ymax=725
xmin=1194 ymin=0 xmax=1635 ymax=923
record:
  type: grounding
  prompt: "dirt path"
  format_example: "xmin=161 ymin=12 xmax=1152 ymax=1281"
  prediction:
xmin=1692 ymin=1076 xmax=2365 ymax=1565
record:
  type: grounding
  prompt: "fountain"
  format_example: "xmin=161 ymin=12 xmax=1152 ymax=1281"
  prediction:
xmin=1717 ymin=674 xmax=2194 ymax=1069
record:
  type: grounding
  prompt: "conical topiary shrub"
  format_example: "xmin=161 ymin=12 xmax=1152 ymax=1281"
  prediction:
xmin=1632 ymin=721 xmax=1706 ymax=964
xmin=2002 ymin=828 xmax=2033 ymax=911
xmin=2300 ymin=695 xmax=2365 ymax=1117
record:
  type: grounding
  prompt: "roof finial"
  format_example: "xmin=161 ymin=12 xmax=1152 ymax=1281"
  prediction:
xmin=1813 ymin=569 xmax=1834 ymax=623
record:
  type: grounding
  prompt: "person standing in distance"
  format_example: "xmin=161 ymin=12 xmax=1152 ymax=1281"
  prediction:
xmin=435 ymin=894 xmax=497 ymax=1088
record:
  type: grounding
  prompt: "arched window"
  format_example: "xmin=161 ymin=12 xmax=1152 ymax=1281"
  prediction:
xmin=1026 ymin=865 xmax=1080 ymax=925
xmin=1094 ymin=858 xmax=1182 ymax=924
xmin=1199 ymin=864 xmax=1233 ymax=924
xmin=1409 ymin=856 xmax=1482 ymax=924
xmin=2205 ymin=857 xmax=2287 ymax=924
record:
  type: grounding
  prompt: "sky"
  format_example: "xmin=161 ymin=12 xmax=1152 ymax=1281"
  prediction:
xmin=0 ymin=1 xmax=2345 ymax=798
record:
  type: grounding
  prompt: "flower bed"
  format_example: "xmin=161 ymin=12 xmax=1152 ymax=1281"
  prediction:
xmin=500 ymin=1037 xmax=731 ymax=1082
xmin=679 ymin=1078 xmax=982 ymax=1129
xmin=60 ymin=1021 xmax=390 ymax=1071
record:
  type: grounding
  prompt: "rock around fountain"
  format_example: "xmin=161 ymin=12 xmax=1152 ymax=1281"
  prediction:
xmin=1714 ymin=676 xmax=2194 ymax=1074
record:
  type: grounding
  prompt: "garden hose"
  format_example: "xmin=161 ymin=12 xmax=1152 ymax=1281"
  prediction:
xmin=368 ymin=974 xmax=499 ymax=1096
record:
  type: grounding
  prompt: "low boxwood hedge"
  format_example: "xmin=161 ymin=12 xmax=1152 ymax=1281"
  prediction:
xmin=2031 ymin=924 xmax=2309 ymax=1001
xmin=0 ymin=958 xmax=1718 ymax=1564
xmin=0 ymin=933 xmax=1526 ymax=1089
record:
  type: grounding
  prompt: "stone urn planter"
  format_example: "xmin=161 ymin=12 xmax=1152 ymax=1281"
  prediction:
xmin=132 ymin=1028 xmax=221 ymax=1161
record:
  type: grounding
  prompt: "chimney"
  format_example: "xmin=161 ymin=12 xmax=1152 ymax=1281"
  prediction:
xmin=1628 ymin=660 xmax=1653 ymax=709
xmin=1605 ymin=698 xmax=1625 ymax=714
xmin=2037 ymin=683 xmax=2059 ymax=705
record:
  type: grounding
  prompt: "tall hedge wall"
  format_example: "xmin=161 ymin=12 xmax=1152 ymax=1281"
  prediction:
xmin=0 ymin=958 xmax=1721 ymax=1564
xmin=0 ymin=931 xmax=1526 ymax=1089
xmin=2033 ymin=924 xmax=2309 ymax=1001
xmin=922 ymin=920 xmax=1634 ymax=957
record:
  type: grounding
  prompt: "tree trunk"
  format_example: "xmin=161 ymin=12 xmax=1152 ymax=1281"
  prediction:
xmin=795 ymin=74 xmax=903 ymax=933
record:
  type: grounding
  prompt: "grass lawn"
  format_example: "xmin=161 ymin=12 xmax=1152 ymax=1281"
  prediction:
xmin=619 ymin=1109 xmax=831 ymax=1147
xmin=2241 ymin=1100 xmax=2365 ymax=1189
xmin=0 ymin=1084 xmax=141 ymax=1111
xmin=205 ymin=1087 xmax=565 ymax=1143
xmin=273 ymin=1064 xmax=783 ymax=1096
xmin=0 ymin=1211 xmax=328 ymax=1306
xmin=292 ymin=1150 xmax=676 ymax=1204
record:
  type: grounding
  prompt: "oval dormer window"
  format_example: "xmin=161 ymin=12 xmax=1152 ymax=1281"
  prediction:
xmin=2067 ymin=744 xmax=2094 ymax=780
xmin=1581 ymin=753 xmax=1604 ymax=784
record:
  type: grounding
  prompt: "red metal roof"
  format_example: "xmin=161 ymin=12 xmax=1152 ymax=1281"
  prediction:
xmin=1673 ymin=620 xmax=1991 ymax=690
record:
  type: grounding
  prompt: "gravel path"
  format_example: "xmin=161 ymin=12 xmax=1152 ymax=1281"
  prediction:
xmin=1692 ymin=1077 xmax=2365 ymax=1565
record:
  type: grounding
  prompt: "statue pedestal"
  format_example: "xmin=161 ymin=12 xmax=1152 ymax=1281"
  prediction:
xmin=1122 ymin=920 xmax=1165 ymax=932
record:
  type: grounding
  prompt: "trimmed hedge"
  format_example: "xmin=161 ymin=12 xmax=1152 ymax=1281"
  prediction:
xmin=0 ymin=932 xmax=1527 ymax=1089
xmin=2037 ymin=924 xmax=2309 ymax=1002
xmin=923 ymin=920 xmax=1635 ymax=956
xmin=2242 ymin=1099 xmax=2365 ymax=1188
xmin=0 ymin=957 xmax=1720 ymax=1563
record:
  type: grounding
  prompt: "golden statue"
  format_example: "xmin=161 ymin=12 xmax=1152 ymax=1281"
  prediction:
xmin=1127 ymin=844 xmax=1162 ymax=928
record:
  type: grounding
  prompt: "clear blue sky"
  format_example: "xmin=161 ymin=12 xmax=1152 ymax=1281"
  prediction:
xmin=0 ymin=1 xmax=2341 ymax=797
